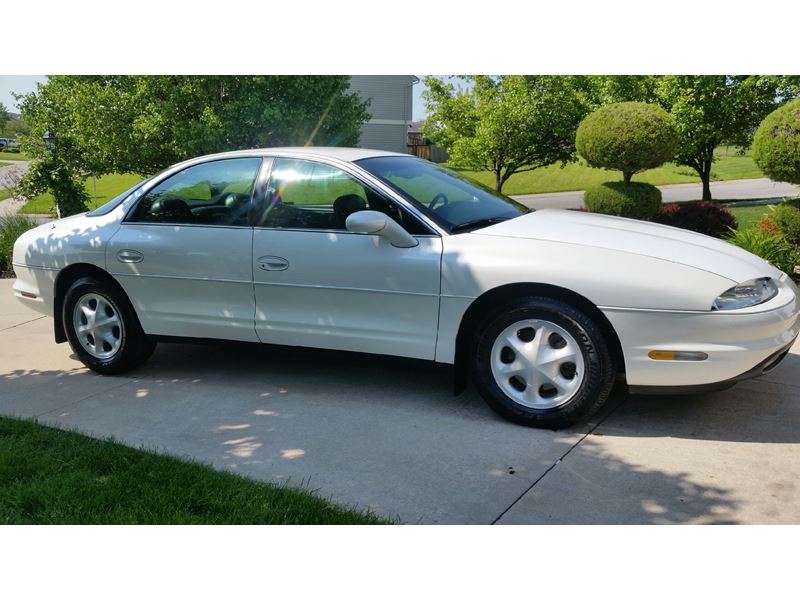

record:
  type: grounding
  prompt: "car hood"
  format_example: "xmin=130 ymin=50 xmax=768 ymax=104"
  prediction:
xmin=474 ymin=209 xmax=783 ymax=283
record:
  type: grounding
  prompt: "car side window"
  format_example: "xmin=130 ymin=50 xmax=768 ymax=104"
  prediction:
xmin=128 ymin=158 xmax=262 ymax=226
xmin=255 ymin=158 xmax=428 ymax=234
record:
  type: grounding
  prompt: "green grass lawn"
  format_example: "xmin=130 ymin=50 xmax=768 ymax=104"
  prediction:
xmin=728 ymin=204 xmax=773 ymax=230
xmin=0 ymin=189 xmax=12 ymax=202
xmin=0 ymin=151 xmax=29 ymax=161
xmin=0 ymin=162 xmax=10 ymax=168
xmin=20 ymin=173 xmax=145 ymax=214
xmin=459 ymin=147 xmax=763 ymax=196
xmin=0 ymin=416 xmax=387 ymax=524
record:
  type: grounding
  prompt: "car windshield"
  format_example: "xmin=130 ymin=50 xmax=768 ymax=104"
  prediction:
xmin=356 ymin=156 xmax=530 ymax=232
xmin=86 ymin=178 xmax=152 ymax=217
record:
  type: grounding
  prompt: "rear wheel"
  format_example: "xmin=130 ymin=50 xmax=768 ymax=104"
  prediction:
xmin=470 ymin=296 xmax=615 ymax=429
xmin=63 ymin=276 xmax=156 ymax=374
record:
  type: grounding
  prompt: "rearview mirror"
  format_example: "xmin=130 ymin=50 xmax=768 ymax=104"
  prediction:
xmin=345 ymin=210 xmax=419 ymax=248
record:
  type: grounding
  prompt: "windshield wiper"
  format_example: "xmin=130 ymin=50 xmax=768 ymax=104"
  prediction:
xmin=449 ymin=217 xmax=510 ymax=233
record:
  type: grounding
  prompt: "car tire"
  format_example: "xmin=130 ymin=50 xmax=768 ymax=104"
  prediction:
xmin=470 ymin=296 xmax=615 ymax=429
xmin=63 ymin=276 xmax=156 ymax=375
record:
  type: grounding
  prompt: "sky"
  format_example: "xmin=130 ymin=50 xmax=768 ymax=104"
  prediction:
xmin=0 ymin=75 xmax=455 ymax=120
xmin=0 ymin=75 xmax=45 ymax=112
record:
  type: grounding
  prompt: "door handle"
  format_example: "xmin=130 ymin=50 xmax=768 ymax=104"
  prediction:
xmin=257 ymin=255 xmax=289 ymax=271
xmin=117 ymin=249 xmax=144 ymax=263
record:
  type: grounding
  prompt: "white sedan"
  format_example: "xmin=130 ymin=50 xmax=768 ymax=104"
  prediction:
xmin=12 ymin=148 xmax=800 ymax=428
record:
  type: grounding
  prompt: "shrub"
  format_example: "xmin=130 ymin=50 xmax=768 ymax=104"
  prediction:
xmin=757 ymin=215 xmax=780 ymax=236
xmin=771 ymin=202 xmax=800 ymax=245
xmin=653 ymin=201 xmax=738 ymax=238
xmin=0 ymin=214 xmax=38 ymax=276
xmin=584 ymin=181 xmax=662 ymax=220
xmin=752 ymin=98 xmax=800 ymax=185
xmin=725 ymin=226 xmax=799 ymax=275
xmin=576 ymin=102 xmax=678 ymax=183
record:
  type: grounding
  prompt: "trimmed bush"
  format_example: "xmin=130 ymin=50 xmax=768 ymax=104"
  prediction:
xmin=725 ymin=225 xmax=799 ymax=275
xmin=654 ymin=201 xmax=738 ymax=238
xmin=752 ymin=98 xmax=800 ymax=185
xmin=772 ymin=202 xmax=800 ymax=245
xmin=584 ymin=181 xmax=662 ymax=220
xmin=0 ymin=215 xmax=38 ymax=276
xmin=576 ymin=102 xmax=678 ymax=183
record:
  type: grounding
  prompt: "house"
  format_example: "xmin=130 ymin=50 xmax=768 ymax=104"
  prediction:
xmin=348 ymin=76 xmax=418 ymax=154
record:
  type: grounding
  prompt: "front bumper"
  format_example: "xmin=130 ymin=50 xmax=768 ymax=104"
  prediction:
xmin=603 ymin=274 xmax=800 ymax=388
xmin=627 ymin=338 xmax=796 ymax=394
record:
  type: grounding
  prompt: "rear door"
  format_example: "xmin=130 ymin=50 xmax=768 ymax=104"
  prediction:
xmin=107 ymin=157 xmax=263 ymax=342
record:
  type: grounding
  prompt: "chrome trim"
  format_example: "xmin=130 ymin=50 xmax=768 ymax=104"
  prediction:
xmin=252 ymin=225 xmax=436 ymax=238
xmin=253 ymin=280 xmax=438 ymax=297
xmin=598 ymin=303 xmax=794 ymax=315
xmin=110 ymin=272 xmax=252 ymax=285
xmin=11 ymin=262 xmax=60 ymax=272
xmin=118 ymin=222 xmax=249 ymax=231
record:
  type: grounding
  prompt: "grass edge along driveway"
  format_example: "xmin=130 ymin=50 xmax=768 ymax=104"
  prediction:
xmin=0 ymin=416 xmax=388 ymax=524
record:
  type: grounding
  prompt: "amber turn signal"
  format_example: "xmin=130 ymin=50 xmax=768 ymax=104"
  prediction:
xmin=648 ymin=350 xmax=708 ymax=361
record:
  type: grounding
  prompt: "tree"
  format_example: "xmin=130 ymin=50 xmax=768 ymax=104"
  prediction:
xmin=752 ymin=98 xmax=800 ymax=184
xmin=2 ymin=114 xmax=31 ymax=139
xmin=18 ymin=154 xmax=89 ymax=218
xmin=583 ymin=76 xmax=660 ymax=106
xmin=422 ymin=76 xmax=588 ymax=192
xmin=655 ymin=76 xmax=796 ymax=200
xmin=18 ymin=76 xmax=371 ymax=177
xmin=0 ymin=102 xmax=9 ymax=134
xmin=576 ymin=102 xmax=677 ymax=183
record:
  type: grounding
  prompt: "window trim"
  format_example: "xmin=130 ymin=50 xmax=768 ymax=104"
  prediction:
xmin=251 ymin=155 xmax=438 ymax=236
xmin=122 ymin=157 xmax=265 ymax=228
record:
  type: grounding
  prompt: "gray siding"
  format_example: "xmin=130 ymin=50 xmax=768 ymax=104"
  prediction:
xmin=358 ymin=123 xmax=409 ymax=154
xmin=349 ymin=75 xmax=417 ymax=153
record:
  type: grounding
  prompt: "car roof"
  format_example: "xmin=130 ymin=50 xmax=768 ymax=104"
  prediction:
xmin=195 ymin=146 xmax=411 ymax=163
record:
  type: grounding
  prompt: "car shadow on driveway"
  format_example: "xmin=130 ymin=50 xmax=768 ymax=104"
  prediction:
xmin=612 ymin=351 xmax=800 ymax=444
xmin=2 ymin=340 xmax=798 ymax=523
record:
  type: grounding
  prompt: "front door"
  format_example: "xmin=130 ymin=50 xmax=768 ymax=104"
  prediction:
xmin=107 ymin=157 xmax=263 ymax=342
xmin=252 ymin=157 xmax=442 ymax=359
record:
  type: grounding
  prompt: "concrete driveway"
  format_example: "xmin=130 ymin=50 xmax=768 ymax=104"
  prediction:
xmin=1 ymin=278 xmax=799 ymax=524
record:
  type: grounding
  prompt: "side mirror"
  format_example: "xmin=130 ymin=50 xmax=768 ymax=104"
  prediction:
xmin=345 ymin=210 xmax=419 ymax=248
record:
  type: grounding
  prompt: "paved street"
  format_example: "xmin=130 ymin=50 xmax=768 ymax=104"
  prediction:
xmin=513 ymin=178 xmax=800 ymax=210
xmin=0 ymin=160 xmax=30 ymax=218
xmin=1 ymin=278 xmax=798 ymax=523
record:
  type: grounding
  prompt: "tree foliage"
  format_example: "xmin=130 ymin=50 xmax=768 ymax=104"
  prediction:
xmin=16 ymin=76 xmax=370 ymax=217
xmin=654 ymin=76 xmax=796 ymax=200
xmin=422 ymin=76 xmax=588 ymax=192
xmin=752 ymin=98 xmax=800 ymax=185
xmin=0 ymin=102 xmax=9 ymax=135
xmin=576 ymin=102 xmax=677 ymax=183
xmin=18 ymin=76 xmax=371 ymax=176
xmin=583 ymin=76 xmax=660 ymax=107
xmin=18 ymin=151 xmax=89 ymax=218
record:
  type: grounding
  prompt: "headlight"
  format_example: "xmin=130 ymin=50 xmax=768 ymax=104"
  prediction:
xmin=712 ymin=278 xmax=778 ymax=311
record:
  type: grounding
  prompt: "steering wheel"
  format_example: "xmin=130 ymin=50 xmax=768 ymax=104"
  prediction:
xmin=429 ymin=192 xmax=449 ymax=210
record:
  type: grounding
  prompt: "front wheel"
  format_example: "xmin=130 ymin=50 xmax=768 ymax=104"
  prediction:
xmin=470 ymin=296 xmax=615 ymax=429
xmin=63 ymin=276 xmax=156 ymax=375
